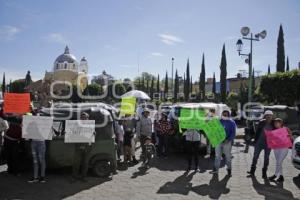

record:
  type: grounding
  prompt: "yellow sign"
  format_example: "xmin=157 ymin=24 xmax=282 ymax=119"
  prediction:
xmin=120 ymin=97 xmax=136 ymax=115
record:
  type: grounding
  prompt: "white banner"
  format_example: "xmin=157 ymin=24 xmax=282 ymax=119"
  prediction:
xmin=64 ymin=120 xmax=95 ymax=143
xmin=22 ymin=115 xmax=54 ymax=140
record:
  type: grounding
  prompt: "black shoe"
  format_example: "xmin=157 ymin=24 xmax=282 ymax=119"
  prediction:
xmin=276 ymin=175 xmax=284 ymax=182
xmin=39 ymin=177 xmax=46 ymax=183
xmin=268 ymin=175 xmax=277 ymax=181
xmin=132 ymin=159 xmax=139 ymax=165
xmin=262 ymin=169 xmax=268 ymax=179
xmin=186 ymin=166 xmax=191 ymax=172
xmin=227 ymin=169 xmax=232 ymax=176
xmin=28 ymin=178 xmax=39 ymax=183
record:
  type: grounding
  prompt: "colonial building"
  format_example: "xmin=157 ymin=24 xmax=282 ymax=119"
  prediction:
xmin=28 ymin=46 xmax=88 ymax=106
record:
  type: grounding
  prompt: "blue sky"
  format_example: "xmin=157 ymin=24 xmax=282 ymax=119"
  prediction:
xmin=0 ymin=0 xmax=299 ymax=82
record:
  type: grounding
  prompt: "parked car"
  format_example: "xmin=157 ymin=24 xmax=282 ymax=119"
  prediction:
xmin=292 ymin=136 xmax=300 ymax=170
xmin=39 ymin=103 xmax=118 ymax=177
xmin=0 ymin=102 xmax=118 ymax=177
xmin=244 ymin=105 xmax=300 ymax=143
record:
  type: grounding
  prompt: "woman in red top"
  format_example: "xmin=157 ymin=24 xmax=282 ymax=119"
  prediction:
xmin=155 ymin=113 xmax=172 ymax=158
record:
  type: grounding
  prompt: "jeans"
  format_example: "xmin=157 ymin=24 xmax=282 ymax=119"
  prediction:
xmin=157 ymin=134 xmax=168 ymax=157
xmin=214 ymin=141 xmax=232 ymax=171
xmin=274 ymin=148 xmax=288 ymax=177
xmin=251 ymin=143 xmax=271 ymax=170
xmin=140 ymin=135 xmax=148 ymax=163
xmin=31 ymin=140 xmax=46 ymax=179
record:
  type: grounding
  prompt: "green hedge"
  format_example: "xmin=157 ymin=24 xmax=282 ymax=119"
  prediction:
xmin=260 ymin=69 xmax=300 ymax=105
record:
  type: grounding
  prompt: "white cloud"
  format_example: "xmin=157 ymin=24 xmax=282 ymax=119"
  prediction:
xmin=44 ymin=33 xmax=67 ymax=44
xmin=151 ymin=52 xmax=164 ymax=57
xmin=0 ymin=25 xmax=21 ymax=41
xmin=158 ymin=33 xmax=183 ymax=45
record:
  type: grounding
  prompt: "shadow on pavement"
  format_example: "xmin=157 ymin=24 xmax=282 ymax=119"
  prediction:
xmin=251 ymin=176 xmax=299 ymax=200
xmin=131 ymin=166 xmax=149 ymax=179
xmin=293 ymin=174 xmax=300 ymax=189
xmin=157 ymin=171 xmax=196 ymax=195
xmin=0 ymin=170 xmax=111 ymax=200
xmin=191 ymin=174 xmax=230 ymax=199
xmin=151 ymin=154 xmax=214 ymax=172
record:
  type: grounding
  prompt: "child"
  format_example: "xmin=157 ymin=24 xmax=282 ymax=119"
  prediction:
xmin=142 ymin=137 xmax=156 ymax=169
xmin=269 ymin=118 xmax=292 ymax=182
xmin=183 ymin=129 xmax=201 ymax=171
xmin=123 ymin=128 xmax=133 ymax=164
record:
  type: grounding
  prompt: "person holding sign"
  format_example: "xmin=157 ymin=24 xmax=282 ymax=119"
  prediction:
xmin=71 ymin=112 xmax=93 ymax=182
xmin=247 ymin=110 xmax=274 ymax=179
xmin=268 ymin=118 xmax=293 ymax=183
xmin=210 ymin=110 xmax=236 ymax=176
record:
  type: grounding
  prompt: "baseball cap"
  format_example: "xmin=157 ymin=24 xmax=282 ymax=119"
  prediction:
xmin=264 ymin=110 xmax=273 ymax=116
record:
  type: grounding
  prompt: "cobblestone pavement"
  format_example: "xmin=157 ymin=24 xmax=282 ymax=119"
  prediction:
xmin=1 ymin=140 xmax=300 ymax=200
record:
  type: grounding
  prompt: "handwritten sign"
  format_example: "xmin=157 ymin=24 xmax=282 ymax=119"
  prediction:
xmin=265 ymin=127 xmax=292 ymax=149
xmin=64 ymin=120 xmax=95 ymax=143
xmin=179 ymin=108 xmax=206 ymax=130
xmin=3 ymin=93 xmax=31 ymax=114
xmin=202 ymin=118 xmax=226 ymax=148
xmin=22 ymin=115 xmax=54 ymax=140
xmin=120 ymin=97 xmax=136 ymax=115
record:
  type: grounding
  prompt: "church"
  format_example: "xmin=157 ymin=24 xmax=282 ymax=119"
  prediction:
xmin=28 ymin=46 xmax=89 ymax=106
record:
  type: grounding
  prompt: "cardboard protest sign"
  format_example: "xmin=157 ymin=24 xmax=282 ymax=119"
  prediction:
xmin=3 ymin=93 xmax=31 ymax=114
xmin=120 ymin=97 xmax=136 ymax=115
xmin=22 ymin=115 xmax=54 ymax=140
xmin=202 ymin=118 xmax=226 ymax=148
xmin=265 ymin=127 xmax=292 ymax=149
xmin=179 ymin=108 xmax=206 ymax=130
xmin=64 ymin=120 xmax=95 ymax=143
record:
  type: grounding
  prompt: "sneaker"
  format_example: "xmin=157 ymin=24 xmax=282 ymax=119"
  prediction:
xmin=268 ymin=175 xmax=277 ymax=181
xmin=39 ymin=177 xmax=46 ymax=183
xmin=28 ymin=178 xmax=39 ymax=183
xmin=210 ymin=170 xmax=218 ymax=174
xmin=276 ymin=175 xmax=284 ymax=183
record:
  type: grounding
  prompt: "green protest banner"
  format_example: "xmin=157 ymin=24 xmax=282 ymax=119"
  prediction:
xmin=120 ymin=97 xmax=136 ymax=115
xmin=202 ymin=118 xmax=226 ymax=147
xmin=179 ymin=108 xmax=206 ymax=130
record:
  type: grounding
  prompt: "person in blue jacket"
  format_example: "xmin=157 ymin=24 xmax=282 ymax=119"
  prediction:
xmin=210 ymin=110 xmax=236 ymax=176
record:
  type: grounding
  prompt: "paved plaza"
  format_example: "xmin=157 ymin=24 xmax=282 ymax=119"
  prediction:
xmin=0 ymin=140 xmax=299 ymax=200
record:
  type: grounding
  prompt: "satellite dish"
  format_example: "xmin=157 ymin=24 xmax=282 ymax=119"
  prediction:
xmin=241 ymin=27 xmax=250 ymax=36
xmin=259 ymin=30 xmax=267 ymax=39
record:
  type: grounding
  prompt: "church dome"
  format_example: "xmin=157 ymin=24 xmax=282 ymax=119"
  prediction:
xmin=55 ymin=46 xmax=77 ymax=63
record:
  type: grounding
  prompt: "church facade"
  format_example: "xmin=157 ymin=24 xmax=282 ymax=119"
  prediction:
xmin=28 ymin=46 xmax=89 ymax=106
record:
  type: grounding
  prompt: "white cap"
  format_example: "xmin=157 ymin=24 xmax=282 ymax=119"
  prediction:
xmin=264 ymin=110 xmax=273 ymax=116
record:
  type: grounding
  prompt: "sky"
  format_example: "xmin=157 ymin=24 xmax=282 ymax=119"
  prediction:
xmin=0 ymin=0 xmax=299 ymax=82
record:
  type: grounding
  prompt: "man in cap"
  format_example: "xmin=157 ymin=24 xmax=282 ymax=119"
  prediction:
xmin=136 ymin=108 xmax=152 ymax=165
xmin=247 ymin=110 xmax=274 ymax=178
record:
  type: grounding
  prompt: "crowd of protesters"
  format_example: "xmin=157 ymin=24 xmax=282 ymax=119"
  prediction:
xmin=0 ymin=103 xmax=294 ymax=184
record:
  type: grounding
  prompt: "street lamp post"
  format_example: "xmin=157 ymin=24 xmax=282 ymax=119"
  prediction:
xmin=236 ymin=27 xmax=266 ymax=103
xmin=171 ymin=57 xmax=174 ymax=96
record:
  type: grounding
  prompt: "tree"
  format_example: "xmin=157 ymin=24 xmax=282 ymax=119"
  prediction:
xmin=146 ymin=78 xmax=149 ymax=94
xmin=199 ymin=53 xmax=206 ymax=100
xmin=268 ymin=65 xmax=271 ymax=75
xmin=212 ymin=72 xmax=216 ymax=95
xmin=10 ymin=80 xmax=26 ymax=93
xmin=174 ymin=70 xmax=179 ymax=102
xmin=276 ymin=24 xmax=285 ymax=72
xmin=185 ymin=59 xmax=190 ymax=101
xmin=150 ymin=77 xmax=154 ymax=99
xmin=141 ymin=76 xmax=145 ymax=91
xmin=83 ymin=84 xmax=103 ymax=96
xmin=156 ymin=74 xmax=160 ymax=93
xmin=220 ymin=44 xmax=227 ymax=102
xmin=164 ymin=71 xmax=168 ymax=100
xmin=286 ymin=56 xmax=290 ymax=71
xmin=2 ymin=73 xmax=6 ymax=94
xmin=190 ymin=76 xmax=193 ymax=93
